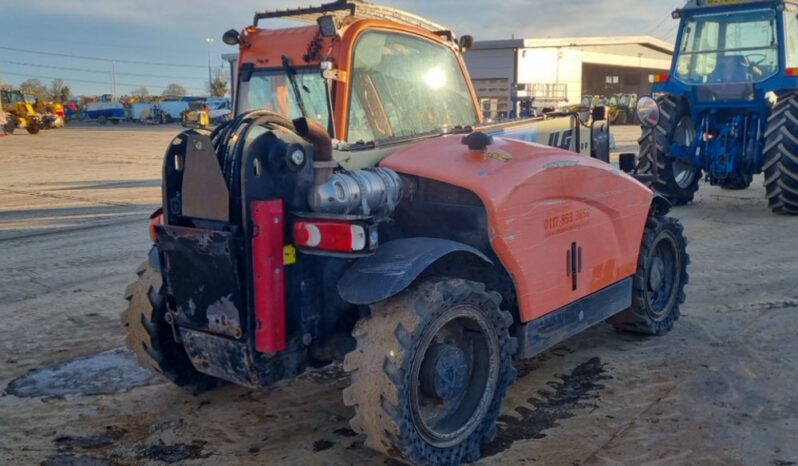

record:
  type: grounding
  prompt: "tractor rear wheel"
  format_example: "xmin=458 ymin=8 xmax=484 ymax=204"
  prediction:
xmin=608 ymin=214 xmax=689 ymax=336
xmin=122 ymin=260 xmax=219 ymax=393
xmin=763 ymin=92 xmax=798 ymax=215
xmin=638 ymin=96 xmax=701 ymax=205
xmin=343 ymin=279 xmax=517 ymax=465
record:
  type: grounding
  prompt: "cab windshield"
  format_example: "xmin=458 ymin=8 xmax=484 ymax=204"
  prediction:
xmin=238 ymin=69 xmax=330 ymax=129
xmin=347 ymin=31 xmax=478 ymax=144
xmin=674 ymin=9 xmax=778 ymax=84
xmin=1 ymin=91 xmax=24 ymax=104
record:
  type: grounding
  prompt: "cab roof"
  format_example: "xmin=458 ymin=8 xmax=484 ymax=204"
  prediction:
xmin=677 ymin=0 xmax=794 ymax=13
xmin=253 ymin=0 xmax=449 ymax=34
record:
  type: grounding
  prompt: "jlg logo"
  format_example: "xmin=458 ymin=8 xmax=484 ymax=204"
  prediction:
xmin=548 ymin=130 xmax=573 ymax=150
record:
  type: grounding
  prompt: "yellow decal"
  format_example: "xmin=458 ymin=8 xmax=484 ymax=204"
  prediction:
xmin=284 ymin=245 xmax=297 ymax=265
xmin=487 ymin=151 xmax=512 ymax=163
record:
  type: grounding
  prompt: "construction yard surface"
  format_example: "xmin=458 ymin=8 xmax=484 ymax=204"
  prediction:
xmin=1 ymin=125 xmax=797 ymax=466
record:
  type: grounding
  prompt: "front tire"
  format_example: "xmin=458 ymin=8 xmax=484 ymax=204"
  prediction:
xmin=609 ymin=214 xmax=689 ymax=336
xmin=638 ymin=96 xmax=701 ymax=205
xmin=122 ymin=260 xmax=219 ymax=392
xmin=763 ymin=92 xmax=798 ymax=215
xmin=26 ymin=120 xmax=41 ymax=135
xmin=343 ymin=279 xmax=517 ymax=465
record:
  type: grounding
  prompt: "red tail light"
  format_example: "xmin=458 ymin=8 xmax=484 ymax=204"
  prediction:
xmin=652 ymin=73 xmax=669 ymax=83
xmin=293 ymin=220 xmax=369 ymax=252
xmin=787 ymin=68 xmax=798 ymax=77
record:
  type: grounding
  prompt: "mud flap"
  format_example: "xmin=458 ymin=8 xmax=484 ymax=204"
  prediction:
xmin=157 ymin=225 xmax=246 ymax=339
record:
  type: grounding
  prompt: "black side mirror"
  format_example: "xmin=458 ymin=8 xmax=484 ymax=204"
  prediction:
xmin=459 ymin=35 xmax=474 ymax=52
xmin=592 ymin=105 xmax=606 ymax=121
xmin=619 ymin=153 xmax=637 ymax=173
xmin=222 ymin=29 xmax=240 ymax=46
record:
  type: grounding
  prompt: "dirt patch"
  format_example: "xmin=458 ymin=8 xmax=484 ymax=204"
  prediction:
xmin=41 ymin=453 xmax=115 ymax=466
xmin=312 ymin=439 xmax=335 ymax=452
xmin=5 ymin=348 xmax=161 ymax=398
xmin=481 ymin=357 xmax=610 ymax=457
xmin=333 ymin=427 xmax=358 ymax=438
xmin=55 ymin=427 xmax=127 ymax=450
xmin=136 ymin=440 xmax=209 ymax=463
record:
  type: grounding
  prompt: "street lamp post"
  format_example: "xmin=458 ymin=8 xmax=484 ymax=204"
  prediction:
xmin=206 ymin=37 xmax=215 ymax=94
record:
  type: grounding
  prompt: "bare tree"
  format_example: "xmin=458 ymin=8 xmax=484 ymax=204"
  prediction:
xmin=19 ymin=79 xmax=49 ymax=101
xmin=50 ymin=79 xmax=70 ymax=102
xmin=132 ymin=87 xmax=150 ymax=101
xmin=162 ymin=83 xmax=187 ymax=99
xmin=209 ymin=68 xmax=228 ymax=97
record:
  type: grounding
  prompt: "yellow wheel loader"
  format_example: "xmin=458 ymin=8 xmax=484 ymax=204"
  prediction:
xmin=1 ymin=90 xmax=42 ymax=134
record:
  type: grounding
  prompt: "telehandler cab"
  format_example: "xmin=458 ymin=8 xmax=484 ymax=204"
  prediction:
xmin=123 ymin=2 xmax=690 ymax=464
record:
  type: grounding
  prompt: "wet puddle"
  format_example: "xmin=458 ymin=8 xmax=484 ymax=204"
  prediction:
xmin=5 ymin=347 xmax=161 ymax=398
xmin=482 ymin=357 xmax=611 ymax=457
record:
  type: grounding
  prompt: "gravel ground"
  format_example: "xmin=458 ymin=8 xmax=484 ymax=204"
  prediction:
xmin=0 ymin=123 xmax=796 ymax=466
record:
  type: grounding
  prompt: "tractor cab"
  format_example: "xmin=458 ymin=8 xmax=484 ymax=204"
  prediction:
xmin=658 ymin=0 xmax=798 ymax=105
xmin=639 ymin=0 xmax=798 ymax=213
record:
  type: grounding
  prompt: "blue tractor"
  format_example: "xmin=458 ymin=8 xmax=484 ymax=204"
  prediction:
xmin=641 ymin=0 xmax=798 ymax=214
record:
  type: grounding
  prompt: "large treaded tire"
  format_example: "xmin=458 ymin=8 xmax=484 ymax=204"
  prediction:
xmin=122 ymin=261 xmax=219 ymax=392
xmin=343 ymin=279 xmax=517 ymax=465
xmin=608 ymin=214 xmax=689 ymax=336
xmin=763 ymin=92 xmax=798 ymax=215
xmin=638 ymin=96 xmax=701 ymax=205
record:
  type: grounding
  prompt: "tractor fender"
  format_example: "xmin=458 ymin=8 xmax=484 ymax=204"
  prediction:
xmin=651 ymin=192 xmax=672 ymax=215
xmin=337 ymin=238 xmax=492 ymax=305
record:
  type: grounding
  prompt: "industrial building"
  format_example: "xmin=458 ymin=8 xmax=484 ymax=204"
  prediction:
xmin=464 ymin=36 xmax=673 ymax=119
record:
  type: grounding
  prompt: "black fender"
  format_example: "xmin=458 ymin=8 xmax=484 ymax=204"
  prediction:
xmin=651 ymin=192 xmax=672 ymax=215
xmin=337 ymin=238 xmax=492 ymax=305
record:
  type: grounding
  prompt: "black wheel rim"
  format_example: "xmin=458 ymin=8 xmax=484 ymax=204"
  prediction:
xmin=672 ymin=116 xmax=697 ymax=189
xmin=645 ymin=232 xmax=680 ymax=321
xmin=409 ymin=306 xmax=500 ymax=448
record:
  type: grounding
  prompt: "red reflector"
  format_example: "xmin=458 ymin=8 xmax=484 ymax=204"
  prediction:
xmin=293 ymin=220 xmax=367 ymax=252
xmin=787 ymin=68 xmax=798 ymax=77
xmin=653 ymin=73 xmax=669 ymax=83
xmin=148 ymin=211 xmax=163 ymax=243
xmin=251 ymin=200 xmax=286 ymax=353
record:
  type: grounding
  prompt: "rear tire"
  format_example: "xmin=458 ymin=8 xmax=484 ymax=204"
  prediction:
xmin=638 ymin=96 xmax=701 ymax=205
xmin=343 ymin=279 xmax=517 ymax=465
xmin=122 ymin=260 xmax=219 ymax=392
xmin=763 ymin=92 xmax=798 ymax=215
xmin=609 ymin=214 xmax=689 ymax=336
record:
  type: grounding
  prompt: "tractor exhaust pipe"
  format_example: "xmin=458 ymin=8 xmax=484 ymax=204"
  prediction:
xmin=293 ymin=117 xmax=336 ymax=186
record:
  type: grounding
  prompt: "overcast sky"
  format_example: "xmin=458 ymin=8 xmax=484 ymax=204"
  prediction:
xmin=0 ymin=0 xmax=684 ymax=96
